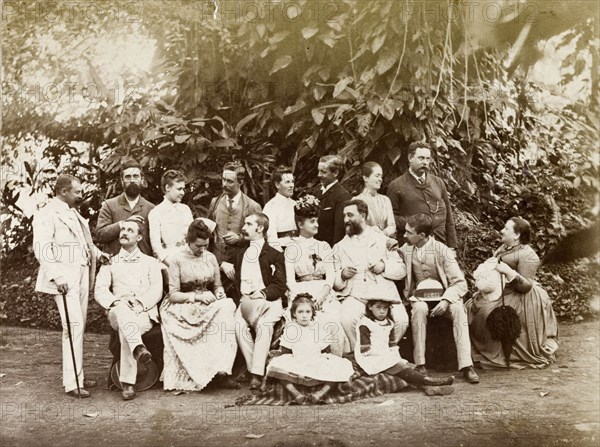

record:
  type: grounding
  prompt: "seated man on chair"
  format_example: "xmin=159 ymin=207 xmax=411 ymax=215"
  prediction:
xmin=95 ymin=218 xmax=163 ymax=400
xmin=234 ymin=213 xmax=287 ymax=390
xmin=400 ymin=213 xmax=479 ymax=384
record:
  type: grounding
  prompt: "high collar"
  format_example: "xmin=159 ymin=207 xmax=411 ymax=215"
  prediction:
xmin=52 ymin=197 xmax=72 ymax=211
xmin=409 ymin=169 xmax=426 ymax=183
xmin=225 ymin=191 xmax=242 ymax=206
xmin=321 ymin=180 xmax=338 ymax=194
xmin=117 ymin=246 xmax=142 ymax=262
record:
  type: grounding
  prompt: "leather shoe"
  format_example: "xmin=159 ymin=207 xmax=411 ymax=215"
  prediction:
xmin=218 ymin=376 xmax=241 ymax=389
xmin=423 ymin=375 xmax=454 ymax=386
xmin=122 ymin=384 xmax=136 ymax=400
xmin=133 ymin=345 xmax=152 ymax=364
xmin=66 ymin=389 xmax=90 ymax=398
xmin=415 ymin=365 xmax=428 ymax=375
xmin=83 ymin=379 xmax=97 ymax=388
xmin=462 ymin=366 xmax=480 ymax=384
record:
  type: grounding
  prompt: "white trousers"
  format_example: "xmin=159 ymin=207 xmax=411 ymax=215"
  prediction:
xmin=235 ymin=298 xmax=283 ymax=376
xmin=411 ymin=301 xmax=473 ymax=370
xmin=52 ymin=265 xmax=88 ymax=393
xmin=108 ymin=301 xmax=153 ymax=385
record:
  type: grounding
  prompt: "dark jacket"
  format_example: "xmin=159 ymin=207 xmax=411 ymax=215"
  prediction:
xmin=234 ymin=240 xmax=288 ymax=307
xmin=95 ymin=193 xmax=155 ymax=256
xmin=315 ymin=182 xmax=351 ymax=247
xmin=386 ymin=172 xmax=457 ymax=248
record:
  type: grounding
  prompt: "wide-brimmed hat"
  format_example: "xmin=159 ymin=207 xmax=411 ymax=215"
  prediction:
xmin=363 ymin=283 xmax=401 ymax=304
xmin=414 ymin=279 xmax=445 ymax=301
xmin=110 ymin=359 xmax=159 ymax=392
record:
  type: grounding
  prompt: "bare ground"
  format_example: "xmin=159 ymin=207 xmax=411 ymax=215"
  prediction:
xmin=0 ymin=321 xmax=599 ymax=447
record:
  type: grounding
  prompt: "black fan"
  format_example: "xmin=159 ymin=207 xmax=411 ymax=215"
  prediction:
xmin=486 ymin=271 xmax=522 ymax=368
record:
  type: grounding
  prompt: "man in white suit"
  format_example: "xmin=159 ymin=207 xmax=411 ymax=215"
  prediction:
xmin=33 ymin=174 xmax=109 ymax=398
xmin=335 ymin=199 xmax=409 ymax=350
xmin=95 ymin=218 xmax=163 ymax=400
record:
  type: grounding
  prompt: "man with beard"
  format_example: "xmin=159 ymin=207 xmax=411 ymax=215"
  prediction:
xmin=315 ymin=155 xmax=351 ymax=246
xmin=233 ymin=213 xmax=287 ymax=390
xmin=400 ymin=213 xmax=479 ymax=384
xmin=95 ymin=160 xmax=155 ymax=256
xmin=334 ymin=199 xmax=409 ymax=350
xmin=207 ymin=162 xmax=261 ymax=301
xmin=387 ymin=142 xmax=457 ymax=248
xmin=95 ymin=218 xmax=163 ymax=400
xmin=33 ymin=174 xmax=110 ymax=398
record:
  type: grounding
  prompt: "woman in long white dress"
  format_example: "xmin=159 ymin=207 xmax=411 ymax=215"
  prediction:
xmin=160 ymin=219 xmax=239 ymax=390
xmin=353 ymin=162 xmax=396 ymax=237
xmin=283 ymin=195 xmax=349 ymax=355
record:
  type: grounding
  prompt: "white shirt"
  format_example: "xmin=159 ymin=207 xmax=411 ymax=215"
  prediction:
xmin=126 ymin=195 xmax=139 ymax=210
xmin=263 ymin=193 xmax=297 ymax=251
xmin=148 ymin=198 xmax=194 ymax=262
xmin=224 ymin=191 xmax=242 ymax=209
xmin=240 ymin=238 xmax=266 ymax=295
xmin=413 ymin=236 xmax=435 ymax=264
xmin=321 ymin=180 xmax=338 ymax=195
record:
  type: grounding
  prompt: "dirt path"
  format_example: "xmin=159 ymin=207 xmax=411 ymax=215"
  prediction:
xmin=1 ymin=321 xmax=598 ymax=447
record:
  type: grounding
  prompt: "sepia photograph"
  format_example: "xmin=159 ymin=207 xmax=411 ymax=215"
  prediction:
xmin=1 ymin=1 xmax=599 ymax=446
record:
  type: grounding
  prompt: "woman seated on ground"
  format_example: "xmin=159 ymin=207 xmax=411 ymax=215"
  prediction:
xmin=266 ymin=294 xmax=355 ymax=404
xmin=284 ymin=195 xmax=349 ymax=356
xmin=352 ymin=161 xmax=396 ymax=237
xmin=160 ymin=218 xmax=239 ymax=390
xmin=466 ymin=217 xmax=559 ymax=369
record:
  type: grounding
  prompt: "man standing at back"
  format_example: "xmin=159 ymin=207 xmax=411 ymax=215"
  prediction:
xmin=95 ymin=159 xmax=155 ymax=256
xmin=315 ymin=155 xmax=351 ymax=246
xmin=208 ymin=161 xmax=262 ymax=300
xmin=387 ymin=142 xmax=457 ymax=249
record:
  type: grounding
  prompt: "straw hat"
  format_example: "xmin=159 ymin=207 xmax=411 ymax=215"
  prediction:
xmin=110 ymin=359 xmax=159 ymax=392
xmin=239 ymin=298 xmax=269 ymax=327
xmin=363 ymin=283 xmax=402 ymax=304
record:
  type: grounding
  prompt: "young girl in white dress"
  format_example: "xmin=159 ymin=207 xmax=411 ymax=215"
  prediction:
xmin=266 ymin=294 xmax=354 ymax=404
xmin=356 ymin=297 xmax=455 ymax=394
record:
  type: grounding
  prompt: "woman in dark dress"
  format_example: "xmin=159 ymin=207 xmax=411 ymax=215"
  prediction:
xmin=466 ymin=217 xmax=559 ymax=369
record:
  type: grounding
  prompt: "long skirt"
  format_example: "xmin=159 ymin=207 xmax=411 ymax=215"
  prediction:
xmin=465 ymin=283 xmax=559 ymax=369
xmin=160 ymin=298 xmax=238 ymax=390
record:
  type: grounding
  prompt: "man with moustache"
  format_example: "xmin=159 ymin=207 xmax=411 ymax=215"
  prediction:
xmin=33 ymin=174 xmax=110 ymax=398
xmin=387 ymin=142 xmax=458 ymax=248
xmin=234 ymin=213 xmax=287 ymax=390
xmin=207 ymin=162 xmax=261 ymax=300
xmin=315 ymin=155 xmax=351 ymax=246
xmin=400 ymin=213 xmax=479 ymax=383
xmin=96 ymin=159 xmax=155 ymax=256
xmin=262 ymin=166 xmax=296 ymax=251
xmin=95 ymin=218 xmax=163 ymax=400
xmin=334 ymin=199 xmax=409 ymax=350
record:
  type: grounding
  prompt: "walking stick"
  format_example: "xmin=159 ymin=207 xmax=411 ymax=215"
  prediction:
xmin=62 ymin=291 xmax=82 ymax=398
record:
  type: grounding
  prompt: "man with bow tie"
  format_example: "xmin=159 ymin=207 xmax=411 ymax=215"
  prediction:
xmin=315 ymin=155 xmax=351 ymax=247
xmin=94 ymin=218 xmax=163 ymax=400
xmin=33 ymin=174 xmax=110 ymax=398
xmin=387 ymin=142 xmax=457 ymax=249
xmin=334 ymin=199 xmax=409 ymax=351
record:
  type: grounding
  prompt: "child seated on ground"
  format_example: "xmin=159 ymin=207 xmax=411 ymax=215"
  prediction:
xmin=266 ymin=294 xmax=354 ymax=404
xmin=356 ymin=296 xmax=455 ymax=396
